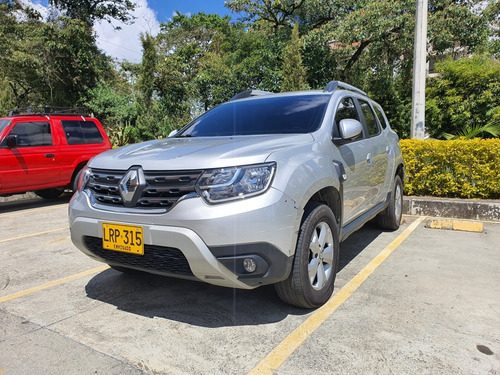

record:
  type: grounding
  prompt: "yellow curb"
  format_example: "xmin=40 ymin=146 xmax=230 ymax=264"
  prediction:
xmin=426 ymin=219 xmax=484 ymax=233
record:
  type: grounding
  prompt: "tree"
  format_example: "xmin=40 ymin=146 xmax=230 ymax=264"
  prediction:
xmin=138 ymin=33 xmax=157 ymax=110
xmin=426 ymin=55 xmax=500 ymax=139
xmin=281 ymin=22 xmax=308 ymax=92
xmin=226 ymin=0 xmax=492 ymax=137
xmin=0 ymin=3 xmax=111 ymax=108
xmin=48 ymin=0 xmax=135 ymax=27
xmin=226 ymin=0 xmax=305 ymax=33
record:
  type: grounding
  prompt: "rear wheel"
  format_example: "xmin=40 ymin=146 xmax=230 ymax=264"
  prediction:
xmin=377 ymin=175 xmax=403 ymax=230
xmin=34 ymin=187 xmax=65 ymax=199
xmin=275 ymin=203 xmax=339 ymax=308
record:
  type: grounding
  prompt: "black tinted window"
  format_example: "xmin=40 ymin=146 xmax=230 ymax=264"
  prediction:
xmin=6 ymin=122 xmax=52 ymax=147
xmin=61 ymin=120 xmax=104 ymax=145
xmin=359 ymin=100 xmax=380 ymax=136
xmin=178 ymin=95 xmax=330 ymax=137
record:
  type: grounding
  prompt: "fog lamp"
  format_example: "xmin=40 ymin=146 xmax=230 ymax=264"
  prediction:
xmin=243 ymin=258 xmax=257 ymax=273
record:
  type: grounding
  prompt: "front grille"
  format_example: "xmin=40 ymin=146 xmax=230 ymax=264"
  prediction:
xmin=83 ymin=236 xmax=194 ymax=276
xmin=86 ymin=168 xmax=203 ymax=210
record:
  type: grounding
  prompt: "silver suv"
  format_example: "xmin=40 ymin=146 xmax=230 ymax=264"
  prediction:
xmin=69 ymin=81 xmax=404 ymax=308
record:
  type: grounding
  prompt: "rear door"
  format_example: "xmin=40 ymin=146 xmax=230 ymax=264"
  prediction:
xmin=0 ymin=120 xmax=60 ymax=192
xmin=331 ymin=96 xmax=374 ymax=223
xmin=357 ymin=99 xmax=389 ymax=206
xmin=58 ymin=119 xmax=108 ymax=184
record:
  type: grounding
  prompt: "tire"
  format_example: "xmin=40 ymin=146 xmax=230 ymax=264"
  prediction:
xmin=34 ymin=187 xmax=65 ymax=199
xmin=275 ymin=203 xmax=340 ymax=308
xmin=72 ymin=168 xmax=83 ymax=192
xmin=377 ymin=175 xmax=403 ymax=230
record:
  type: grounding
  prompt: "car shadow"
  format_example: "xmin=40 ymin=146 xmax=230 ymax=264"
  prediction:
xmin=0 ymin=192 xmax=72 ymax=213
xmin=338 ymin=220 xmax=385 ymax=271
xmin=84 ymin=222 xmax=385 ymax=328
xmin=85 ymin=269 xmax=309 ymax=328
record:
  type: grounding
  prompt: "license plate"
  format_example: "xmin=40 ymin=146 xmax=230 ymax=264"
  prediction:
xmin=102 ymin=223 xmax=144 ymax=255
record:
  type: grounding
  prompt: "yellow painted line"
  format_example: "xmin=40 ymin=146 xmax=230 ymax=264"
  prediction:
xmin=427 ymin=219 xmax=484 ymax=233
xmin=248 ymin=216 xmax=426 ymax=375
xmin=0 ymin=265 xmax=109 ymax=304
xmin=0 ymin=204 xmax=68 ymax=218
xmin=0 ymin=227 xmax=69 ymax=244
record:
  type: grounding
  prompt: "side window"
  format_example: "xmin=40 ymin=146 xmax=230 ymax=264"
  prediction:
xmin=373 ymin=105 xmax=388 ymax=130
xmin=335 ymin=97 xmax=360 ymax=123
xmin=61 ymin=120 xmax=104 ymax=145
xmin=359 ymin=100 xmax=380 ymax=137
xmin=6 ymin=122 xmax=52 ymax=147
xmin=334 ymin=97 xmax=362 ymax=140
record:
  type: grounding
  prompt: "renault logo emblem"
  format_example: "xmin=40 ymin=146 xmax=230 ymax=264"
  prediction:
xmin=119 ymin=166 xmax=146 ymax=207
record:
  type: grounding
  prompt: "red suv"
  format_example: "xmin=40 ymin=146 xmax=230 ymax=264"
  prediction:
xmin=0 ymin=108 xmax=111 ymax=199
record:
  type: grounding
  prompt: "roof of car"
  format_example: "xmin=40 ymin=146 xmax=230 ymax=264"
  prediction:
xmin=4 ymin=107 xmax=89 ymax=118
xmin=229 ymin=80 xmax=368 ymax=102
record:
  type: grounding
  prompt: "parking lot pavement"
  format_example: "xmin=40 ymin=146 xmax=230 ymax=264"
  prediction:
xmin=0 ymin=197 xmax=499 ymax=375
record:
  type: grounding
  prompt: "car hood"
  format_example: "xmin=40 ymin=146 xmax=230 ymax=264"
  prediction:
xmin=89 ymin=134 xmax=314 ymax=170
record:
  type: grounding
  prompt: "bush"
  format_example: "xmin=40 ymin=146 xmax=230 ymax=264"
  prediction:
xmin=400 ymin=139 xmax=500 ymax=199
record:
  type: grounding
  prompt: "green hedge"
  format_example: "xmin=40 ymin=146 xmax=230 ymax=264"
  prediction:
xmin=400 ymin=139 xmax=500 ymax=199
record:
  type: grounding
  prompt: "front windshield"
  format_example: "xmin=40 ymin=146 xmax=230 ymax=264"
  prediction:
xmin=178 ymin=94 xmax=330 ymax=137
xmin=0 ymin=119 xmax=11 ymax=138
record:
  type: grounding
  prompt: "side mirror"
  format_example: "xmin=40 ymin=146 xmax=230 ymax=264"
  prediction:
xmin=6 ymin=135 xmax=18 ymax=148
xmin=168 ymin=129 xmax=179 ymax=138
xmin=339 ymin=119 xmax=363 ymax=140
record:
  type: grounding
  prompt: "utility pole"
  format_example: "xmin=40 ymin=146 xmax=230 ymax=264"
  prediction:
xmin=411 ymin=0 xmax=428 ymax=139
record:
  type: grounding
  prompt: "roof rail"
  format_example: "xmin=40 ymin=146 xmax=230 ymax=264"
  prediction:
xmin=230 ymin=89 xmax=274 ymax=101
xmin=8 ymin=107 xmax=87 ymax=117
xmin=324 ymin=81 xmax=367 ymax=96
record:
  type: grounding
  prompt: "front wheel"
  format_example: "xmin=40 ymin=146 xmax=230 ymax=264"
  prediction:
xmin=275 ymin=203 xmax=339 ymax=308
xmin=34 ymin=187 xmax=65 ymax=199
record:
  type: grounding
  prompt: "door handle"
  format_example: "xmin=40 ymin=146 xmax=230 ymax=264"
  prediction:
xmin=45 ymin=153 xmax=55 ymax=158
xmin=366 ymin=153 xmax=373 ymax=165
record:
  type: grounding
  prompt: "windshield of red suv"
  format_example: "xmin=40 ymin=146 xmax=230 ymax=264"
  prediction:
xmin=177 ymin=94 xmax=330 ymax=137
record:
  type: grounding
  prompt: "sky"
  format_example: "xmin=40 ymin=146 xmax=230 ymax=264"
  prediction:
xmin=27 ymin=0 xmax=235 ymax=63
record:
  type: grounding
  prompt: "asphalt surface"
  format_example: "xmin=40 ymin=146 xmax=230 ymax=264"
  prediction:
xmin=0 ymin=195 xmax=499 ymax=375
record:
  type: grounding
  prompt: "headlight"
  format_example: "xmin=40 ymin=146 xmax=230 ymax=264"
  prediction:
xmin=197 ymin=162 xmax=276 ymax=203
xmin=77 ymin=165 xmax=91 ymax=192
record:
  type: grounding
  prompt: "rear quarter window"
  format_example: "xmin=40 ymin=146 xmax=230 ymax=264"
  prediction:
xmin=373 ymin=105 xmax=388 ymax=130
xmin=61 ymin=120 xmax=104 ymax=145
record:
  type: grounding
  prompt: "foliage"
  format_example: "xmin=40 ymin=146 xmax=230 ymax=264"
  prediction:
xmin=1 ymin=0 xmax=498 ymax=147
xmin=443 ymin=122 xmax=500 ymax=140
xmin=48 ymin=0 xmax=135 ymax=27
xmin=426 ymin=55 xmax=500 ymax=139
xmin=85 ymin=80 xmax=137 ymax=146
xmin=0 ymin=3 xmax=111 ymax=108
xmin=400 ymin=139 xmax=500 ymax=199
xmin=281 ymin=22 xmax=309 ymax=92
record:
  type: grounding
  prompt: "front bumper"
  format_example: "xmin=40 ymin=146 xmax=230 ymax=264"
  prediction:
xmin=69 ymin=188 xmax=297 ymax=289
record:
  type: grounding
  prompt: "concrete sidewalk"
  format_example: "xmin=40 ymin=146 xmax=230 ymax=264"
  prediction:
xmin=2 ymin=192 xmax=499 ymax=221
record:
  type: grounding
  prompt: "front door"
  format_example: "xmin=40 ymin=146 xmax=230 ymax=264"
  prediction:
xmin=0 ymin=121 xmax=60 ymax=193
